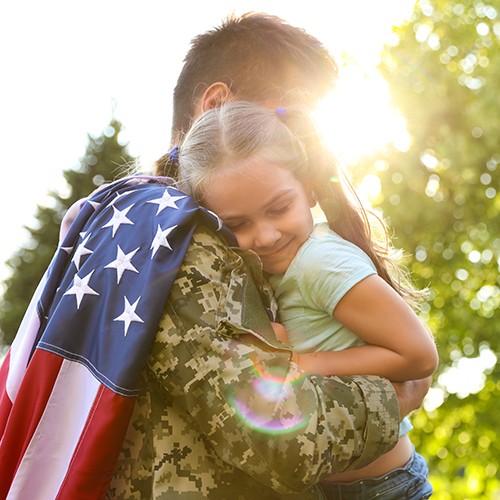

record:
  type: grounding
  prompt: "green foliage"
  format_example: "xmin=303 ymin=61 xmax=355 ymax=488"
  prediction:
xmin=0 ymin=119 xmax=135 ymax=345
xmin=353 ymin=0 xmax=499 ymax=497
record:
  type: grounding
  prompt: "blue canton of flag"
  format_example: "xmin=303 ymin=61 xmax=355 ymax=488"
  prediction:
xmin=35 ymin=176 xmax=236 ymax=396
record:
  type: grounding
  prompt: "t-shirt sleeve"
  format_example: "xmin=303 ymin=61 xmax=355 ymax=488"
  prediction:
xmin=297 ymin=234 xmax=377 ymax=314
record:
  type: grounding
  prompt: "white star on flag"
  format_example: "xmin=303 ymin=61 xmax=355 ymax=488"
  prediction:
xmin=102 ymin=204 xmax=135 ymax=237
xmin=64 ymin=270 xmax=100 ymax=309
xmin=148 ymin=189 xmax=186 ymax=214
xmin=114 ymin=296 xmax=144 ymax=337
xmin=104 ymin=245 xmax=140 ymax=284
xmin=72 ymin=233 xmax=93 ymax=270
xmin=150 ymin=224 xmax=177 ymax=257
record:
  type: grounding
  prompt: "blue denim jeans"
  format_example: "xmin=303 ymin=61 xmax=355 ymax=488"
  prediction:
xmin=319 ymin=448 xmax=433 ymax=499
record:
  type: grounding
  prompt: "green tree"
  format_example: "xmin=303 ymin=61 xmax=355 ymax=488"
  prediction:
xmin=353 ymin=0 xmax=499 ymax=497
xmin=0 ymin=118 xmax=135 ymax=346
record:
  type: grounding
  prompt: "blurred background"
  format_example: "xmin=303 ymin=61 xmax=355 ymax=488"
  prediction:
xmin=0 ymin=1 xmax=498 ymax=498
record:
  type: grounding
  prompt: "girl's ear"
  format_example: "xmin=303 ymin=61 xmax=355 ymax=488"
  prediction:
xmin=199 ymin=82 xmax=233 ymax=113
xmin=307 ymin=187 xmax=317 ymax=207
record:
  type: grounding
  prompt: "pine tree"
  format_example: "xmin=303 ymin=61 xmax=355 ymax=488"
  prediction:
xmin=0 ymin=118 xmax=135 ymax=345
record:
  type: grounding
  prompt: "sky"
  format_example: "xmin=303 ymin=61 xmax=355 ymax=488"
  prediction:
xmin=0 ymin=0 xmax=417 ymax=282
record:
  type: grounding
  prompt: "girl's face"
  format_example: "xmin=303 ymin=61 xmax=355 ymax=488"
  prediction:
xmin=203 ymin=158 xmax=315 ymax=275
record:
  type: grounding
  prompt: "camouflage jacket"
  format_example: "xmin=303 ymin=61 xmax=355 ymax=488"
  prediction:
xmin=107 ymin=227 xmax=399 ymax=499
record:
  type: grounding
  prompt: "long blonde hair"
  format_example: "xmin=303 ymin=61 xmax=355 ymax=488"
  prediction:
xmin=177 ymin=101 xmax=425 ymax=307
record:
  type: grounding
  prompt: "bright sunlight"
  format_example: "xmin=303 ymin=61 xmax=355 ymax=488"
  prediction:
xmin=314 ymin=65 xmax=412 ymax=166
xmin=312 ymin=63 xmax=412 ymax=205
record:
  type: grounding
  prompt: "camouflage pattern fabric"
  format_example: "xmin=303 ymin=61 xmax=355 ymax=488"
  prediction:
xmin=107 ymin=227 xmax=399 ymax=499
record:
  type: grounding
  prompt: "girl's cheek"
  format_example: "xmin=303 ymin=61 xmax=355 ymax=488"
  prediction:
xmin=235 ymin=234 xmax=250 ymax=250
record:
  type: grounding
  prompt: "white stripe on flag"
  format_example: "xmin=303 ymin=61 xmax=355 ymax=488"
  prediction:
xmin=7 ymin=273 xmax=47 ymax=401
xmin=7 ymin=359 xmax=100 ymax=499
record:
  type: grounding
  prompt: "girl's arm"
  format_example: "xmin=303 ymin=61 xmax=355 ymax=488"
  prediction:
xmin=295 ymin=275 xmax=438 ymax=382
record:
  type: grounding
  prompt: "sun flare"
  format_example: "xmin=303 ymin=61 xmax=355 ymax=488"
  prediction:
xmin=313 ymin=65 xmax=411 ymax=167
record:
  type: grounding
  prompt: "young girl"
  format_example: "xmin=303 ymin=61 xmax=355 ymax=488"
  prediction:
xmin=175 ymin=100 xmax=437 ymax=499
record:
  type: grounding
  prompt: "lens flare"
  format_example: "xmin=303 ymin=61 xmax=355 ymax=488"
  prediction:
xmin=227 ymin=355 xmax=310 ymax=434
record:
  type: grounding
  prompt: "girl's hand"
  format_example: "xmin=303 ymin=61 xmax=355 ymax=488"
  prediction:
xmin=271 ymin=322 xmax=289 ymax=344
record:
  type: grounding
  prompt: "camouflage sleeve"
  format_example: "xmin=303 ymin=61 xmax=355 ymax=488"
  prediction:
xmin=150 ymin=227 xmax=400 ymax=494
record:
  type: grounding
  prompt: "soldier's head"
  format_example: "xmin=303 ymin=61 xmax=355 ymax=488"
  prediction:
xmin=155 ymin=12 xmax=338 ymax=177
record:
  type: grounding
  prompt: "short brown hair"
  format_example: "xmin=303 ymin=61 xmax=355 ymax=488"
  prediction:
xmin=156 ymin=13 xmax=338 ymax=177
xmin=173 ymin=13 xmax=336 ymax=136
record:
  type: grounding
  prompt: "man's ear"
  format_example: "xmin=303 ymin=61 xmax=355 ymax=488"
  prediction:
xmin=200 ymin=82 xmax=233 ymax=112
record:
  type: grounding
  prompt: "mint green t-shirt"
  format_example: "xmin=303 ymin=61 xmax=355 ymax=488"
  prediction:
xmin=269 ymin=223 xmax=377 ymax=353
xmin=269 ymin=223 xmax=412 ymax=436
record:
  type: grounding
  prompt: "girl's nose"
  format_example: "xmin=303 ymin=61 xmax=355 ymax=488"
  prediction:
xmin=254 ymin=222 xmax=281 ymax=249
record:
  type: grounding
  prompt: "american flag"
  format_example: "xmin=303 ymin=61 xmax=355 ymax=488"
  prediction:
xmin=0 ymin=176 xmax=235 ymax=499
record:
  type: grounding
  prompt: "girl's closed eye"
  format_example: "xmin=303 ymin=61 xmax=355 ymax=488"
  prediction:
xmin=269 ymin=202 xmax=292 ymax=216
xmin=224 ymin=219 xmax=248 ymax=232
xmin=268 ymin=193 xmax=297 ymax=216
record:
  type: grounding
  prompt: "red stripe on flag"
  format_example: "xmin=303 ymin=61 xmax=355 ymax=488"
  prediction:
xmin=0 ymin=350 xmax=64 ymax=499
xmin=0 ymin=350 xmax=13 ymax=435
xmin=57 ymin=384 xmax=136 ymax=499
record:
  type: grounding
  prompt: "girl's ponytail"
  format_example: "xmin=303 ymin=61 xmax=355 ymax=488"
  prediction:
xmin=283 ymin=106 xmax=427 ymax=309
